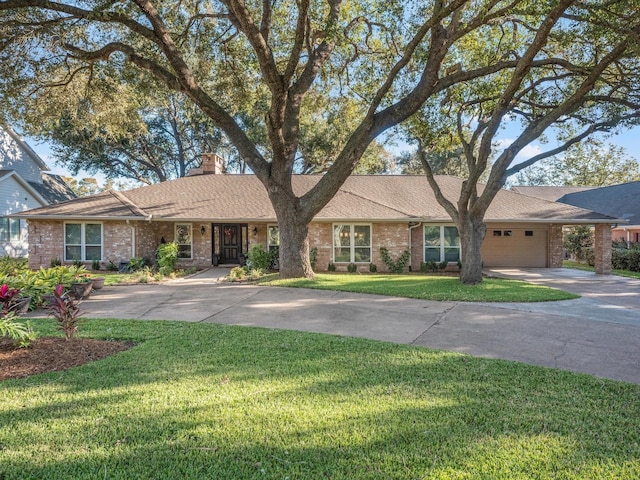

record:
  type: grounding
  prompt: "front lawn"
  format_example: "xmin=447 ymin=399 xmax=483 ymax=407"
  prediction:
xmin=262 ymin=273 xmax=579 ymax=302
xmin=1 ymin=319 xmax=638 ymax=479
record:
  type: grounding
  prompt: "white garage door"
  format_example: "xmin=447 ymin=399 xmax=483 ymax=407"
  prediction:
xmin=482 ymin=227 xmax=548 ymax=267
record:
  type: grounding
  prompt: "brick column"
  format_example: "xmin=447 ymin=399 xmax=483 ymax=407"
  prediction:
xmin=594 ymin=224 xmax=612 ymax=274
xmin=548 ymin=224 xmax=564 ymax=267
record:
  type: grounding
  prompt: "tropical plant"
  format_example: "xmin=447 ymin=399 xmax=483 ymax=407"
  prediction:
xmin=47 ymin=284 xmax=84 ymax=340
xmin=0 ymin=311 xmax=36 ymax=348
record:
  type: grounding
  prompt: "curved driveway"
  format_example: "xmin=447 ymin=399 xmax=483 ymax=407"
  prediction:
xmin=59 ymin=267 xmax=640 ymax=385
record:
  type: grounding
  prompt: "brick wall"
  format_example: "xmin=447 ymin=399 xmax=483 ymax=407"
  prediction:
xmin=548 ymin=223 xmax=564 ymax=268
xmin=27 ymin=220 xmax=63 ymax=269
xmin=594 ymin=223 xmax=612 ymax=274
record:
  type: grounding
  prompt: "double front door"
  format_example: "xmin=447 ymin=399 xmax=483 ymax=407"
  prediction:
xmin=212 ymin=224 xmax=248 ymax=264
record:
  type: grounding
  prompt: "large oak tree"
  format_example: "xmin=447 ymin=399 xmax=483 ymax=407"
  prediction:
xmin=2 ymin=0 xmax=639 ymax=279
xmin=408 ymin=0 xmax=640 ymax=283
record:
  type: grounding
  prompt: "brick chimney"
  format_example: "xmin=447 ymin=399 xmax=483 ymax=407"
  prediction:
xmin=187 ymin=153 xmax=225 ymax=176
xmin=202 ymin=153 xmax=224 ymax=174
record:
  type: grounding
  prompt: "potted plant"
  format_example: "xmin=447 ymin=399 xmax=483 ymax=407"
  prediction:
xmin=91 ymin=277 xmax=106 ymax=290
xmin=70 ymin=274 xmax=93 ymax=300
xmin=0 ymin=284 xmax=31 ymax=315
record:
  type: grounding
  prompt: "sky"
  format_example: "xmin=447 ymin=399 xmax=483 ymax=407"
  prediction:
xmin=24 ymin=123 xmax=640 ymax=188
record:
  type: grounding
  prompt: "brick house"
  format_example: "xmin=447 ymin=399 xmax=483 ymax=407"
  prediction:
xmin=513 ymin=182 xmax=640 ymax=245
xmin=16 ymin=170 xmax=619 ymax=274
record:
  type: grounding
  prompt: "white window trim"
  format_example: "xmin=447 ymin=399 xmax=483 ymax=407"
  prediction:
xmin=0 ymin=217 xmax=22 ymax=243
xmin=175 ymin=223 xmax=193 ymax=260
xmin=424 ymin=224 xmax=461 ymax=263
xmin=332 ymin=223 xmax=372 ymax=263
xmin=64 ymin=222 xmax=104 ymax=262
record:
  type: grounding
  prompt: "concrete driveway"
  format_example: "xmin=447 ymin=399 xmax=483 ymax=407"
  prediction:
xmin=37 ymin=267 xmax=640 ymax=385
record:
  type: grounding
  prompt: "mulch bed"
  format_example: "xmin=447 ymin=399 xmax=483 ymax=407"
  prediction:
xmin=0 ymin=337 xmax=134 ymax=382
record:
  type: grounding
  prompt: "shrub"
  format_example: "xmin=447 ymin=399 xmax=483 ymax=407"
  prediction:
xmin=309 ymin=248 xmax=318 ymax=270
xmin=347 ymin=263 xmax=357 ymax=273
xmin=50 ymin=257 xmax=62 ymax=268
xmin=128 ymin=257 xmax=150 ymax=272
xmin=380 ymin=247 xmax=410 ymax=274
xmin=47 ymin=284 xmax=84 ymax=340
xmin=328 ymin=262 xmax=336 ymax=272
xmin=157 ymin=243 xmax=178 ymax=274
xmin=369 ymin=263 xmax=377 ymax=273
xmin=438 ymin=260 xmax=448 ymax=271
xmin=0 ymin=256 xmax=28 ymax=276
xmin=72 ymin=259 xmax=84 ymax=268
xmin=91 ymin=259 xmax=101 ymax=271
xmin=228 ymin=266 xmax=248 ymax=281
xmin=0 ymin=311 xmax=36 ymax=348
xmin=106 ymin=260 xmax=119 ymax=272
xmin=420 ymin=261 xmax=438 ymax=273
xmin=612 ymin=248 xmax=640 ymax=272
xmin=583 ymin=247 xmax=595 ymax=266
xmin=247 ymin=244 xmax=276 ymax=271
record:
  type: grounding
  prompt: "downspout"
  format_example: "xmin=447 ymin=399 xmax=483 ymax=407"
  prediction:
xmin=408 ymin=222 xmax=422 ymax=271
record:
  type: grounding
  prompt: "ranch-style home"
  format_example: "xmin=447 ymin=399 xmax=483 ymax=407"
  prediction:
xmin=15 ymin=161 xmax=620 ymax=274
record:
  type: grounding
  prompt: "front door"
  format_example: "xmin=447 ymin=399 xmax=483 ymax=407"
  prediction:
xmin=213 ymin=224 xmax=248 ymax=264
xmin=222 ymin=225 xmax=240 ymax=263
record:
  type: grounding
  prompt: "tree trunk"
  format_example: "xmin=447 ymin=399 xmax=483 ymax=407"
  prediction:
xmin=458 ymin=214 xmax=487 ymax=285
xmin=272 ymin=198 xmax=314 ymax=279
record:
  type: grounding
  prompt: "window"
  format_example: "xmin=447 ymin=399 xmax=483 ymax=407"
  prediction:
xmin=424 ymin=225 xmax=460 ymax=263
xmin=175 ymin=223 xmax=192 ymax=259
xmin=333 ymin=224 xmax=371 ymax=263
xmin=267 ymin=225 xmax=280 ymax=253
xmin=64 ymin=223 xmax=102 ymax=261
xmin=0 ymin=218 xmax=21 ymax=242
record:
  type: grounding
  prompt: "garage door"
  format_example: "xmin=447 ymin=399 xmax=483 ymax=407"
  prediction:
xmin=482 ymin=227 xmax=548 ymax=267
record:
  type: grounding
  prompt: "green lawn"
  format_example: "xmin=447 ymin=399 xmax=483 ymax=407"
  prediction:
xmin=262 ymin=273 xmax=579 ymax=302
xmin=1 ymin=319 xmax=638 ymax=479
xmin=563 ymin=260 xmax=640 ymax=279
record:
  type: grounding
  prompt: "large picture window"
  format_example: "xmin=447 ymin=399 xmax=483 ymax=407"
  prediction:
xmin=175 ymin=223 xmax=193 ymax=259
xmin=64 ymin=223 xmax=102 ymax=261
xmin=424 ymin=225 xmax=460 ymax=263
xmin=0 ymin=217 xmax=21 ymax=242
xmin=333 ymin=224 xmax=371 ymax=263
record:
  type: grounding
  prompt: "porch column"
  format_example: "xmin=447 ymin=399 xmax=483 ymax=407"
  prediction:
xmin=548 ymin=224 xmax=564 ymax=267
xmin=594 ymin=224 xmax=612 ymax=274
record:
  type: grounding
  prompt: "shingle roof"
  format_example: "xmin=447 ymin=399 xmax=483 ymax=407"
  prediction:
xmin=556 ymin=181 xmax=640 ymax=226
xmin=28 ymin=174 xmax=76 ymax=204
xmin=16 ymin=174 xmax=619 ymax=223
xmin=511 ymin=186 xmax=596 ymax=202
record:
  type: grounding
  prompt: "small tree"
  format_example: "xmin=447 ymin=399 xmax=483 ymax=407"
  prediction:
xmin=564 ymin=226 xmax=593 ymax=263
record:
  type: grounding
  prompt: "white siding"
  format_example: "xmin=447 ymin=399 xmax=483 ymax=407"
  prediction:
xmin=0 ymin=129 xmax=44 ymax=183
xmin=0 ymin=176 xmax=46 ymax=257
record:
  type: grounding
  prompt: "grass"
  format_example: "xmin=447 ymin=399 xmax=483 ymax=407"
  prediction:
xmin=1 ymin=319 xmax=639 ymax=479
xmin=563 ymin=260 xmax=640 ymax=279
xmin=261 ymin=273 xmax=579 ymax=302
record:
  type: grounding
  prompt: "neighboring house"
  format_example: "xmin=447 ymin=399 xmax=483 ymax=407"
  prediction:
xmin=513 ymin=182 xmax=640 ymax=244
xmin=16 ymin=163 xmax=619 ymax=273
xmin=0 ymin=126 xmax=76 ymax=257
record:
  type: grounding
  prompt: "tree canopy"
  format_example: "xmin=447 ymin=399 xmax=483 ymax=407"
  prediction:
xmin=512 ymin=141 xmax=640 ymax=187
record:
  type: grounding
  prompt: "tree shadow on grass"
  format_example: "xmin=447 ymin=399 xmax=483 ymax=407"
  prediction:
xmin=1 ymin=319 xmax=639 ymax=479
